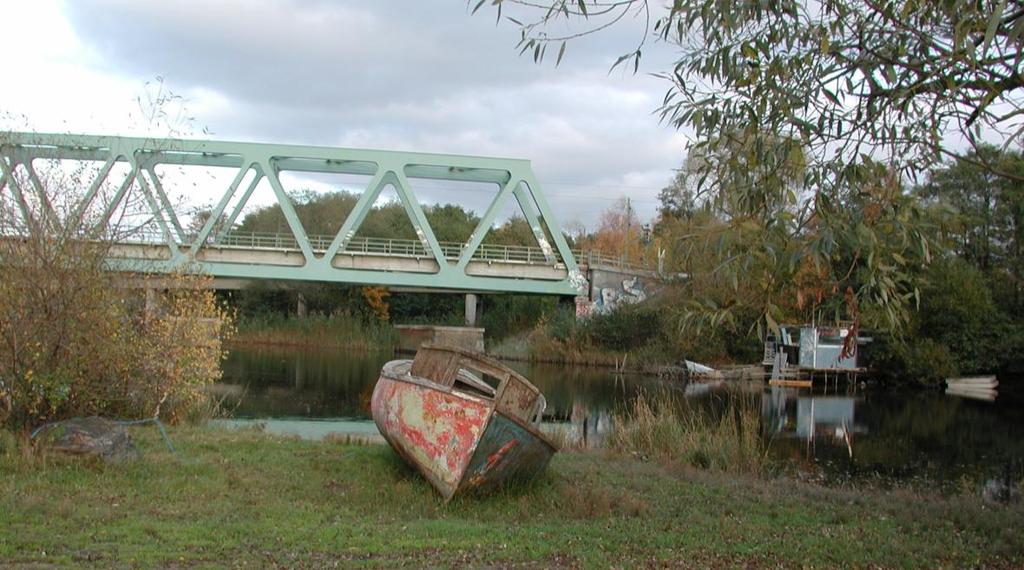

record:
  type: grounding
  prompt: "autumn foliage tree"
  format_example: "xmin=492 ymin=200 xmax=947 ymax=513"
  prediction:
xmin=651 ymin=136 xmax=931 ymax=341
xmin=575 ymin=198 xmax=649 ymax=265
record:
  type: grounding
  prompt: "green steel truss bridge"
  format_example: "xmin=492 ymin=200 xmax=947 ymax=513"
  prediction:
xmin=0 ymin=132 xmax=620 ymax=296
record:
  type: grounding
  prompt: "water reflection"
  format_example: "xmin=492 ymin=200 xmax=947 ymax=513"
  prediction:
xmin=219 ymin=344 xmax=1024 ymax=489
xmin=762 ymin=383 xmax=1024 ymax=491
xmin=219 ymin=346 xmax=391 ymax=418
xmin=219 ymin=345 xmax=670 ymax=421
xmin=762 ymin=387 xmax=865 ymax=455
xmin=566 ymin=403 xmax=613 ymax=449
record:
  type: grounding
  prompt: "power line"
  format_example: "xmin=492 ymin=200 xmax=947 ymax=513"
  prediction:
xmin=544 ymin=180 xmax=666 ymax=191
xmin=408 ymin=184 xmax=662 ymax=203
xmin=543 ymin=192 xmax=660 ymax=203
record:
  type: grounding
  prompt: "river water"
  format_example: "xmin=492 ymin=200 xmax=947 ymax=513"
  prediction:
xmin=216 ymin=344 xmax=1024 ymax=492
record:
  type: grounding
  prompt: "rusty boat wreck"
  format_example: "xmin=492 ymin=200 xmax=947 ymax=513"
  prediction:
xmin=371 ymin=344 xmax=557 ymax=501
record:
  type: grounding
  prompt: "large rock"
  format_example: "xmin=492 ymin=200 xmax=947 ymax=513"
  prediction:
xmin=33 ymin=416 xmax=140 ymax=463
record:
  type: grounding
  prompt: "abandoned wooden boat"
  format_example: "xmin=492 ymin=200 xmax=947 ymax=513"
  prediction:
xmin=371 ymin=344 xmax=557 ymax=501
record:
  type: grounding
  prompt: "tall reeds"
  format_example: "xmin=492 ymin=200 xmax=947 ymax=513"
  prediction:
xmin=610 ymin=391 xmax=770 ymax=477
xmin=233 ymin=314 xmax=398 ymax=350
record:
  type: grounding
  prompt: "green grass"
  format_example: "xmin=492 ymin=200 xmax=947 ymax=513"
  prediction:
xmin=2 ymin=427 xmax=1022 ymax=568
xmin=232 ymin=314 xmax=398 ymax=350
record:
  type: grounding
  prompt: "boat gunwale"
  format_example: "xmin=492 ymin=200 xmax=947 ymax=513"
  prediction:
xmin=380 ymin=359 xmax=495 ymax=406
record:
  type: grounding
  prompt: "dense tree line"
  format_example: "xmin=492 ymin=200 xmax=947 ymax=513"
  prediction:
xmin=225 ymin=190 xmax=571 ymax=332
xmin=648 ymin=145 xmax=1024 ymax=381
xmin=903 ymin=146 xmax=1024 ymax=379
xmin=232 ymin=189 xmax=556 ymax=248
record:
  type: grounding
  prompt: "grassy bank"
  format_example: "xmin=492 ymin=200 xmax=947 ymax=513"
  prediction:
xmin=232 ymin=314 xmax=676 ymax=373
xmin=488 ymin=330 xmax=677 ymax=372
xmin=2 ymin=427 xmax=1021 ymax=568
xmin=487 ymin=301 xmax=759 ymax=372
xmin=232 ymin=314 xmax=398 ymax=351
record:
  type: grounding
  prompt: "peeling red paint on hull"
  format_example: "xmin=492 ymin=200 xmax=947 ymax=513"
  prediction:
xmin=371 ymin=353 xmax=556 ymax=501
xmin=371 ymin=364 xmax=490 ymax=498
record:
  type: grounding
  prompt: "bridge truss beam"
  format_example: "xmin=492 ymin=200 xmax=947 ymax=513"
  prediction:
xmin=0 ymin=132 xmax=587 ymax=296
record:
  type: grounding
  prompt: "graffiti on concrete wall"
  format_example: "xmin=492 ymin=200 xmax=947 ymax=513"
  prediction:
xmin=575 ymin=295 xmax=594 ymax=319
xmin=593 ymin=276 xmax=647 ymax=314
xmin=567 ymin=268 xmax=589 ymax=295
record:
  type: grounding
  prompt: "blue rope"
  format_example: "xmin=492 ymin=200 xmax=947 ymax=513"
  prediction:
xmin=114 ymin=417 xmax=184 ymax=460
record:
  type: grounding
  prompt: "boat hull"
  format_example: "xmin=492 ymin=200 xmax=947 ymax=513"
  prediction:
xmin=457 ymin=412 xmax=555 ymax=496
xmin=371 ymin=360 xmax=556 ymax=500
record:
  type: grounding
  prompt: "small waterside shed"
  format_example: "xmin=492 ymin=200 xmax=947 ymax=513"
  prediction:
xmin=764 ymin=324 xmax=869 ymax=386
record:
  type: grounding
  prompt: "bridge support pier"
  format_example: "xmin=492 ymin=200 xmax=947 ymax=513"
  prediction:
xmin=297 ymin=293 xmax=308 ymax=318
xmin=465 ymin=293 xmax=479 ymax=327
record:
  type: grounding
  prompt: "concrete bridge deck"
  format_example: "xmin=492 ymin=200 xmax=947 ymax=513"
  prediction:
xmin=107 ymin=231 xmax=657 ymax=296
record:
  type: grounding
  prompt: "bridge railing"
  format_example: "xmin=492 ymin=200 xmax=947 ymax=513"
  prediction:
xmin=209 ymin=231 xmax=652 ymax=270
xmin=1 ymin=222 xmax=654 ymax=272
xmin=573 ymin=250 xmax=655 ymax=272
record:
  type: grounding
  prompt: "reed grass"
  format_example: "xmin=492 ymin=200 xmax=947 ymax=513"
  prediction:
xmin=232 ymin=314 xmax=398 ymax=350
xmin=515 ymin=329 xmax=675 ymax=371
xmin=610 ymin=391 xmax=770 ymax=477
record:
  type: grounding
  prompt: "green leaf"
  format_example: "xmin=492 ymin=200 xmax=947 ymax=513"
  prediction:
xmin=983 ymin=0 xmax=1006 ymax=55
xmin=765 ymin=311 xmax=779 ymax=336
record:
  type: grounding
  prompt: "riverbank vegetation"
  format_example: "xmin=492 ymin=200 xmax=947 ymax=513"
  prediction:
xmin=0 ymin=257 xmax=232 ymax=431
xmin=232 ymin=313 xmax=398 ymax=350
xmin=610 ymin=392 xmax=768 ymax=477
xmin=495 ymin=293 xmax=764 ymax=369
xmin=0 ymin=152 xmax=233 ymax=431
xmin=1 ymin=426 xmax=1020 ymax=567
xmin=864 ymin=150 xmax=1024 ymax=384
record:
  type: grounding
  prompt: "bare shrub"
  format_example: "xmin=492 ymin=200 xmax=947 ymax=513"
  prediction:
xmin=0 ymin=138 xmax=232 ymax=429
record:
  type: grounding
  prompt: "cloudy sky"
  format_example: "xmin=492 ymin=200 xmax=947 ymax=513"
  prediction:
xmin=0 ymin=0 xmax=687 ymax=229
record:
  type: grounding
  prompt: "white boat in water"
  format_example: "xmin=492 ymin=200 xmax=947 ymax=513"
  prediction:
xmin=945 ymin=376 xmax=998 ymax=401
xmin=946 ymin=376 xmax=998 ymax=389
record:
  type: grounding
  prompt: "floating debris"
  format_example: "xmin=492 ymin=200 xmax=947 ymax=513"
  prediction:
xmin=946 ymin=376 xmax=998 ymax=402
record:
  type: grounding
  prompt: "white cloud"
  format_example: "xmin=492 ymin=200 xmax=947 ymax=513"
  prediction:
xmin=1 ymin=0 xmax=688 ymax=227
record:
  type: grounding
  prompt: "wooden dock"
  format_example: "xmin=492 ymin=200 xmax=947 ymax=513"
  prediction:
xmin=768 ymin=378 xmax=813 ymax=388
